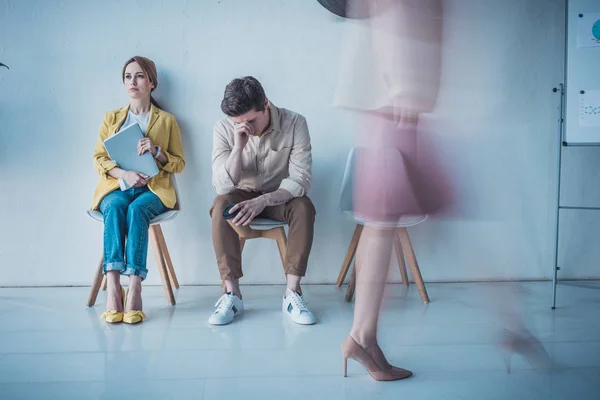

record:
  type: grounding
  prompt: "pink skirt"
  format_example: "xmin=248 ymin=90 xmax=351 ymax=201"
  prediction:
xmin=352 ymin=112 xmax=453 ymax=222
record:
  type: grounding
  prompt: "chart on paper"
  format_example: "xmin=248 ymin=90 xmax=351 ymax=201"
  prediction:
xmin=577 ymin=13 xmax=600 ymax=47
xmin=580 ymin=90 xmax=600 ymax=127
xmin=565 ymin=1 xmax=600 ymax=143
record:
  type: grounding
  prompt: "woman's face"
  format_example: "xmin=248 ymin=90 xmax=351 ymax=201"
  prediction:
xmin=123 ymin=62 xmax=154 ymax=100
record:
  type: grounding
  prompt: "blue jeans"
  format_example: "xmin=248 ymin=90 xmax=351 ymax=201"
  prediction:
xmin=100 ymin=186 xmax=168 ymax=280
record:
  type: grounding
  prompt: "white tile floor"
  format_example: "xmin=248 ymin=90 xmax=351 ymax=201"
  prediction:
xmin=0 ymin=282 xmax=599 ymax=399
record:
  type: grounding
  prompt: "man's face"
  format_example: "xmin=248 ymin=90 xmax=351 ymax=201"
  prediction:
xmin=231 ymin=109 xmax=267 ymax=136
xmin=230 ymin=98 xmax=270 ymax=136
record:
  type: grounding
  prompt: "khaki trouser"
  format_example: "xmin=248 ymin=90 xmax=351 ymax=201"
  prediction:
xmin=210 ymin=190 xmax=316 ymax=280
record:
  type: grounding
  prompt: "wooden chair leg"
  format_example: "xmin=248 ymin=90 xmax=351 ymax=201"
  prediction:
xmin=101 ymin=275 xmax=107 ymax=290
xmin=394 ymin=233 xmax=409 ymax=287
xmin=397 ymin=228 xmax=429 ymax=303
xmin=154 ymin=225 xmax=179 ymax=289
xmin=274 ymin=227 xmax=288 ymax=268
xmin=345 ymin=263 xmax=357 ymax=302
xmin=337 ymin=224 xmax=363 ymax=287
xmin=149 ymin=226 xmax=175 ymax=305
xmin=87 ymin=255 xmax=104 ymax=307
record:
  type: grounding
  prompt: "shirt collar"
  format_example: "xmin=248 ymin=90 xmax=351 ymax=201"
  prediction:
xmin=264 ymin=102 xmax=281 ymax=134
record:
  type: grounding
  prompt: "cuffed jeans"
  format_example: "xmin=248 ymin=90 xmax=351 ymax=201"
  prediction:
xmin=100 ymin=186 xmax=167 ymax=280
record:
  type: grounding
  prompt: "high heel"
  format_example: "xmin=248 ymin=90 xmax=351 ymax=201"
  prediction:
xmin=123 ymin=310 xmax=146 ymax=324
xmin=341 ymin=336 xmax=413 ymax=381
xmin=365 ymin=342 xmax=413 ymax=377
xmin=498 ymin=330 xmax=552 ymax=374
xmin=101 ymin=285 xmax=125 ymax=323
xmin=500 ymin=347 xmax=512 ymax=374
xmin=343 ymin=356 xmax=348 ymax=377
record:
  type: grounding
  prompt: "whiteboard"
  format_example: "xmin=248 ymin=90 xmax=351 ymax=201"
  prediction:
xmin=564 ymin=0 xmax=600 ymax=145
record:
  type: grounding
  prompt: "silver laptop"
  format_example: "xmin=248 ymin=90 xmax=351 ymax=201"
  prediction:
xmin=103 ymin=123 xmax=160 ymax=190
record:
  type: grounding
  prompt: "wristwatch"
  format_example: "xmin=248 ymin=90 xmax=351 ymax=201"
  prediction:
xmin=153 ymin=145 xmax=162 ymax=159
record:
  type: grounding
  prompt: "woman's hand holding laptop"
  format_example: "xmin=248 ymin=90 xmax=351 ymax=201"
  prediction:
xmin=121 ymin=170 xmax=149 ymax=188
xmin=137 ymin=137 xmax=157 ymax=156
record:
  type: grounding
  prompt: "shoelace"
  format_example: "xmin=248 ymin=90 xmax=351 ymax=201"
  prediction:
xmin=214 ymin=294 xmax=235 ymax=313
xmin=288 ymin=291 xmax=309 ymax=312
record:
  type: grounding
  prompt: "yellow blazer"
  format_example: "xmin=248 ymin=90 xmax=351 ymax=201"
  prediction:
xmin=91 ymin=104 xmax=185 ymax=210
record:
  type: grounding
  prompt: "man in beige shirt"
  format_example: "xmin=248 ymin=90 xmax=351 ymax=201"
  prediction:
xmin=208 ymin=76 xmax=316 ymax=326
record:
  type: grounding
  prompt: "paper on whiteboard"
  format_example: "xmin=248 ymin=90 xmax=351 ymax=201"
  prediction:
xmin=580 ymin=90 xmax=600 ymax=127
xmin=577 ymin=13 xmax=600 ymax=48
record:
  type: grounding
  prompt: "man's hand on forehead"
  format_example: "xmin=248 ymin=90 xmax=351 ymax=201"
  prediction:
xmin=234 ymin=121 xmax=256 ymax=136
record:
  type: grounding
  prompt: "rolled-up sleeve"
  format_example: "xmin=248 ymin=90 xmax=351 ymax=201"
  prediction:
xmin=92 ymin=113 xmax=118 ymax=180
xmin=160 ymin=117 xmax=186 ymax=173
xmin=279 ymin=117 xmax=312 ymax=197
xmin=212 ymin=122 xmax=236 ymax=195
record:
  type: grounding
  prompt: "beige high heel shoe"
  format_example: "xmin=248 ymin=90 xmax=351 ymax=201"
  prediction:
xmin=368 ymin=342 xmax=414 ymax=377
xmin=342 ymin=336 xmax=413 ymax=381
xmin=499 ymin=330 xmax=552 ymax=374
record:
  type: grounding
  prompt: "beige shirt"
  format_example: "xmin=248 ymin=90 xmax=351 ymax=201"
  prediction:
xmin=212 ymin=103 xmax=312 ymax=197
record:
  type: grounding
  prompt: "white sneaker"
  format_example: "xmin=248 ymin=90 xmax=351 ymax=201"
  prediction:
xmin=282 ymin=290 xmax=316 ymax=325
xmin=208 ymin=293 xmax=244 ymax=325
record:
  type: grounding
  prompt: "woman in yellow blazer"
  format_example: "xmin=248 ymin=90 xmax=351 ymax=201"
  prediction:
xmin=92 ymin=56 xmax=185 ymax=324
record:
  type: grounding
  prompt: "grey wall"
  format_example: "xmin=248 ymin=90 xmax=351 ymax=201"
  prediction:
xmin=0 ymin=0 xmax=575 ymax=286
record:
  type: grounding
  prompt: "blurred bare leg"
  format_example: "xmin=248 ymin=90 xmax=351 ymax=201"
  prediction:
xmin=346 ymin=226 xmax=412 ymax=377
xmin=349 ymin=226 xmax=393 ymax=348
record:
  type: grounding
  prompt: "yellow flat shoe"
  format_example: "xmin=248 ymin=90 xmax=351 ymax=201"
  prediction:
xmin=123 ymin=310 xmax=146 ymax=324
xmin=101 ymin=309 xmax=124 ymax=323
xmin=101 ymin=285 xmax=125 ymax=323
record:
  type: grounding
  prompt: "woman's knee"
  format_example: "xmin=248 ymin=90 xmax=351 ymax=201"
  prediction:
xmin=127 ymin=202 xmax=152 ymax=223
xmin=101 ymin=199 xmax=129 ymax=219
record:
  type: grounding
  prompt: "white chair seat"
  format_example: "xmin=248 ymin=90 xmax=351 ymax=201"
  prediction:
xmin=249 ymin=218 xmax=287 ymax=231
xmin=343 ymin=211 xmax=428 ymax=228
xmin=86 ymin=209 xmax=179 ymax=226
xmin=339 ymin=147 xmax=428 ymax=229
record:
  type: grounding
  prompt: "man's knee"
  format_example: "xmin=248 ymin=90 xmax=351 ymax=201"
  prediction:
xmin=210 ymin=193 xmax=238 ymax=218
xmin=289 ymin=197 xmax=316 ymax=221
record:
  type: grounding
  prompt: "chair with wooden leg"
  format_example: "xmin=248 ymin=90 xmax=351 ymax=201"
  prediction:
xmin=87 ymin=177 xmax=181 ymax=307
xmin=221 ymin=218 xmax=288 ymax=292
xmin=336 ymin=223 xmax=429 ymax=303
xmin=335 ymin=147 xmax=430 ymax=303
